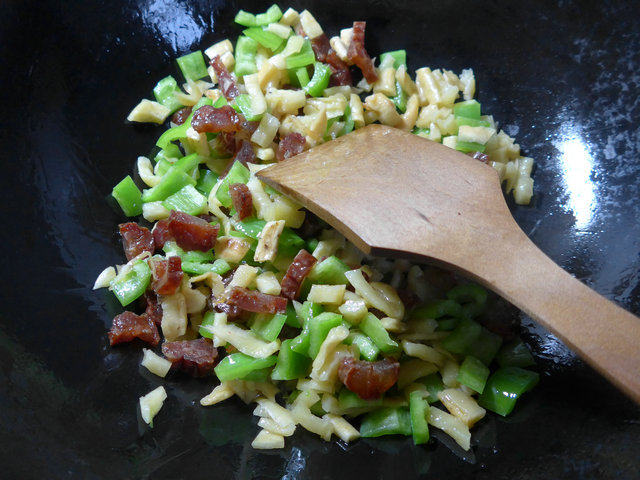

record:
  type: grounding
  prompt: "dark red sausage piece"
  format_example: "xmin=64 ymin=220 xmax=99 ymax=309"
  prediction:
xmin=191 ymin=105 xmax=245 ymax=134
xmin=276 ymin=132 xmax=306 ymax=162
xmin=227 ymin=287 xmax=288 ymax=314
xmin=338 ymin=357 xmax=400 ymax=400
xmin=119 ymin=223 xmax=155 ymax=261
xmin=171 ymin=106 xmax=192 ymax=125
xmin=149 ymin=255 xmax=183 ymax=295
xmin=144 ymin=291 xmax=163 ymax=326
xmin=229 ymin=183 xmax=253 ymax=220
xmin=280 ymin=249 xmax=317 ymax=300
xmin=162 ymin=338 xmax=219 ymax=377
xmin=167 ymin=210 xmax=219 ymax=252
xmin=310 ymin=33 xmax=352 ymax=86
xmin=108 ymin=311 xmax=160 ymax=346
xmin=347 ymin=21 xmax=378 ymax=84
xmin=210 ymin=55 xmax=240 ymax=101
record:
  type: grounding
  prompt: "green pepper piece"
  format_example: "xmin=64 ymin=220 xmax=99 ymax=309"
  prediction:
xmin=453 ymin=99 xmax=481 ymax=119
xmin=109 ymin=259 xmax=151 ymax=306
xmin=240 ymin=367 xmax=273 ymax=382
xmin=466 ymin=327 xmax=502 ymax=365
xmin=156 ymin=122 xmax=190 ymax=150
xmin=234 ymin=36 xmax=259 ymax=77
xmin=446 ymin=284 xmax=488 ymax=319
xmin=142 ymin=167 xmax=196 ymax=203
xmin=345 ymin=332 xmax=379 ymax=361
xmin=455 ymin=116 xmax=491 ymax=128
xmin=342 ymin=104 xmax=355 ymax=135
xmin=307 ymin=255 xmax=350 ymax=285
xmin=215 ymin=161 xmax=251 ymax=207
xmin=199 ymin=311 xmax=216 ymax=339
xmin=419 ymin=373 xmax=444 ymax=403
xmin=456 ymin=140 xmax=486 ymax=153
xmin=496 ymin=339 xmax=536 ymax=368
xmin=290 ymin=302 xmax=324 ymax=355
xmin=176 ymin=50 xmax=208 ymax=81
xmin=153 ymin=75 xmax=184 ymax=114
xmin=360 ymin=407 xmax=412 ymax=437
xmin=195 ymin=169 xmax=219 ymax=196
xmin=181 ymin=259 xmax=231 ymax=276
xmin=379 ymin=49 xmax=406 ymax=69
xmin=271 ymin=339 xmax=312 ymax=380
xmin=304 ymin=62 xmax=331 ymax=97
xmin=251 ymin=313 xmax=287 ymax=342
xmin=391 ymin=81 xmax=407 ymax=113
xmin=360 ymin=313 xmax=399 ymax=354
xmin=243 ymin=27 xmax=284 ymax=51
xmin=284 ymin=302 xmax=299 ymax=328
xmin=308 ymin=312 xmax=343 ymax=358
xmin=286 ymin=39 xmax=315 ymax=69
xmin=232 ymin=93 xmax=263 ymax=122
xmin=338 ymin=389 xmax=384 ymax=410
xmin=112 ymin=175 xmax=143 ymax=217
xmin=233 ymin=217 xmax=305 ymax=257
xmin=162 ymin=241 xmax=215 ymax=263
xmin=162 ymin=184 xmax=207 ymax=215
xmin=214 ymin=353 xmax=277 ymax=382
xmin=436 ymin=317 xmax=459 ymax=331
xmin=411 ymin=299 xmax=463 ymax=320
xmin=440 ymin=318 xmax=482 ymax=354
xmin=234 ymin=4 xmax=283 ymax=27
xmin=409 ymin=391 xmax=430 ymax=445
xmin=306 ymin=237 xmax=319 ymax=253
xmin=478 ymin=367 xmax=539 ymax=416
xmin=457 ymin=356 xmax=490 ymax=394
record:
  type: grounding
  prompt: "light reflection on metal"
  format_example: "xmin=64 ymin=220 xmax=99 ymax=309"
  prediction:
xmin=140 ymin=0 xmax=208 ymax=53
xmin=555 ymin=132 xmax=595 ymax=230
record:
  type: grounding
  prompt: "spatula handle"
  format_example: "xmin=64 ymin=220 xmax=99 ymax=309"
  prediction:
xmin=470 ymin=224 xmax=640 ymax=403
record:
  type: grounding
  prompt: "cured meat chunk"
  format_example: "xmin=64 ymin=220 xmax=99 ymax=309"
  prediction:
xmin=191 ymin=105 xmax=245 ymax=134
xmin=171 ymin=106 xmax=192 ymax=125
xmin=210 ymin=55 xmax=240 ymax=100
xmin=152 ymin=219 xmax=172 ymax=250
xmin=276 ymin=133 xmax=306 ymax=162
xmin=347 ymin=21 xmax=378 ymax=84
xmin=227 ymin=287 xmax=288 ymax=314
xmin=229 ymin=183 xmax=253 ymax=220
xmin=119 ymin=222 xmax=154 ymax=261
xmin=280 ymin=250 xmax=317 ymax=300
xmin=108 ymin=311 xmax=160 ymax=346
xmin=168 ymin=210 xmax=219 ymax=252
xmin=338 ymin=357 xmax=400 ymax=400
xmin=149 ymin=256 xmax=183 ymax=295
xmin=162 ymin=338 xmax=218 ymax=377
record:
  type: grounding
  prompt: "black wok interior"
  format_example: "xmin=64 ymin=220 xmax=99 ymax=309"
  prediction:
xmin=1 ymin=0 xmax=638 ymax=478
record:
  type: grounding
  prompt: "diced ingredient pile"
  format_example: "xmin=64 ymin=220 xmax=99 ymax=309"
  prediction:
xmin=98 ymin=5 xmax=538 ymax=450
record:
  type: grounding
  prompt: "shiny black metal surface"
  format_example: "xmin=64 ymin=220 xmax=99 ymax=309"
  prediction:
xmin=1 ymin=0 xmax=638 ymax=478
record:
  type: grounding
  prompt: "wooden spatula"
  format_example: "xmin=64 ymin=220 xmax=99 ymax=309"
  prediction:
xmin=258 ymin=124 xmax=640 ymax=403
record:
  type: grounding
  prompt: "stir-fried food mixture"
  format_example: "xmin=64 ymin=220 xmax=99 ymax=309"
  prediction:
xmin=95 ymin=5 xmax=538 ymax=450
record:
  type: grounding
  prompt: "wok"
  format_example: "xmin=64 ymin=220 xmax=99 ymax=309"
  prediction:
xmin=0 ymin=0 xmax=638 ymax=478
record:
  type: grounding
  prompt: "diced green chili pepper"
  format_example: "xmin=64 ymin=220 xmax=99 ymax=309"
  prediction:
xmin=172 ymin=153 xmax=201 ymax=177
xmin=447 ymin=284 xmax=487 ymax=319
xmin=234 ymin=4 xmax=283 ymax=27
xmin=391 ymin=81 xmax=407 ymax=113
xmin=436 ymin=317 xmax=459 ymax=331
xmin=243 ymin=27 xmax=284 ymax=51
xmin=199 ymin=311 xmax=216 ymax=339
xmin=232 ymin=93 xmax=263 ymax=121
xmin=156 ymin=122 xmax=190 ymax=150
xmin=284 ymin=302 xmax=299 ymax=328
xmin=233 ymin=217 xmax=305 ymax=257
xmin=409 ymin=391 xmax=430 ymax=445
xmin=235 ymin=36 xmax=259 ymax=77
xmin=215 ymin=161 xmax=251 ymax=207
xmin=419 ymin=373 xmax=444 ymax=403
xmin=290 ymin=302 xmax=324 ymax=355
xmin=345 ymin=332 xmax=379 ymax=361
xmin=453 ymin=99 xmax=481 ymax=119
xmin=457 ymin=356 xmax=490 ymax=394
xmin=338 ymin=389 xmax=384 ymax=410
xmin=162 ymin=241 xmax=215 ymax=263
xmin=456 ymin=140 xmax=486 ymax=153
xmin=466 ymin=327 xmax=502 ymax=365
xmin=109 ymin=259 xmax=151 ymax=306
xmin=251 ymin=313 xmax=287 ymax=342
xmin=304 ymin=62 xmax=331 ymax=97
xmin=308 ymin=312 xmax=343 ymax=358
xmin=478 ymin=367 xmax=539 ymax=416
xmin=496 ymin=340 xmax=536 ymax=368
xmin=307 ymin=256 xmax=349 ymax=285
xmin=142 ymin=167 xmax=196 ymax=203
xmin=455 ymin=116 xmax=491 ymax=128
xmin=360 ymin=313 xmax=399 ymax=354
xmin=306 ymin=237 xmax=319 ymax=253
xmin=379 ymin=49 xmax=406 ymax=69
xmin=162 ymin=184 xmax=207 ymax=215
xmin=176 ymin=51 xmax=208 ymax=81
xmin=153 ymin=75 xmax=184 ymax=114
xmin=112 ymin=175 xmax=143 ymax=217
xmin=342 ymin=104 xmax=354 ymax=135
xmin=155 ymin=142 xmax=182 ymax=163
xmin=181 ymin=259 xmax=231 ymax=276
xmin=286 ymin=39 xmax=315 ymax=69
xmin=154 ymin=158 xmax=173 ymax=177
xmin=291 ymin=66 xmax=310 ymax=88
xmin=214 ymin=353 xmax=277 ymax=382
xmin=440 ymin=318 xmax=482 ymax=354
xmin=195 ymin=169 xmax=219 ymax=196
xmin=271 ymin=339 xmax=312 ymax=380
xmin=411 ymin=299 xmax=463 ymax=320
xmin=360 ymin=407 xmax=412 ymax=437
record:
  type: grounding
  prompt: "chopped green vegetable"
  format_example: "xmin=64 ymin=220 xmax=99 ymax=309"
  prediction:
xmin=162 ymin=241 xmax=215 ymax=263
xmin=195 ymin=169 xmax=219 ymax=196
xmin=409 ymin=391 xmax=430 ymax=445
xmin=345 ymin=332 xmax=379 ymax=361
xmin=109 ymin=259 xmax=151 ymax=306
xmin=419 ymin=373 xmax=444 ymax=403
xmin=290 ymin=66 xmax=310 ymax=88
xmin=308 ymin=312 xmax=343 ymax=358
xmin=479 ymin=367 xmax=539 ymax=416
xmin=411 ymin=299 xmax=463 ymax=320
xmin=466 ymin=327 xmax=502 ymax=365
xmin=440 ymin=318 xmax=482 ymax=354
xmin=233 ymin=94 xmax=263 ymax=121
xmin=455 ymin=140 xmax=486 ymax=153
xmin=360 ymin=407 xmax=412 ymax=437
xmin=251 ymin=313 xmax=287 ymax=342
xmin=290 ymin=302 xmax=324 ymax=356
xmin=176 ymin=50 xmax=208 ymax=81
xmin=496 ymin=340 xmax=536 ymax=368
xmin=342 ymin=104 xmax=355 ymax=135
xmin=304 ymin=62 xmax=331 ymax=97
xmin=457 ymin=356 xmax=490 ymax=393
xmin=456 ymin=116 xmax=491 ymax=128
xmin=215 ymin=161 xmax=251 ymax=207
xmin=181 ymin=259 xmax=231 ymax=276
xmin=214 ymin=353 xmax=277 ymax=382
xmin=243 ymin=27 xmax=284 ymax=51
xmin=379 ymin=49 xmax=406 ymax=69
xmin=360 ymin=313 xmax=399 ymax=354
xmin=447 ymin=284 xmax=487 ymax=319
xmin=307 ymin=256 xmax=349 ymax=284
xmin=286 ymin=39 xmax=315 ymax=69
xmin=142 ymin=167 xmax=196 ymax=203
xmin=453 ymin=99 xmax=481 ymax=119
xmin=271 ymin=339 xmax=311 ymax=380
xmin=235 ymin=36 xmax=259 ymax=77
xmin=112 ymin=175 xmax=143 ymax=217
xmin=233 ymin=217 xmax=305 ymax=257
xmin=156 ymin=122 xmax=190 ymax=150
xmin=199 ymin=311 xmax=216 ymax=339
xmin=391 ymin=81 xmax=407 ymax=112
xmin=162 ymin=184 xmax=207 ymax=215
xmin=153 ymin=75 xmax=184 ymax=114
xmin=234 ymin=4 xmax=283 ymax=27
xmin=338 ymin=389 xmax=383 ymax=410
